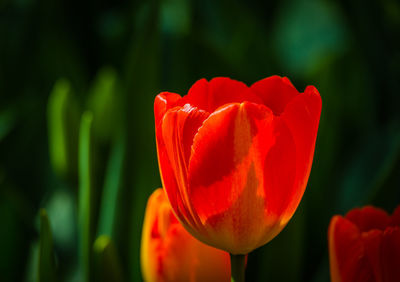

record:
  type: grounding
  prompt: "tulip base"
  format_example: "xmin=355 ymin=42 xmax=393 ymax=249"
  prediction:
xmin=230 ymin=254 xmax=246 ymax=282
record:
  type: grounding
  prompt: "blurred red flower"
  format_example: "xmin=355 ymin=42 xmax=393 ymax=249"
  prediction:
xmin=328 ymin=205 xmax=400 ymax=282
xmin=154 ymin=76 xmax=321 ymax=254
xmin=141 ymin=188 xmax=230 ymax=282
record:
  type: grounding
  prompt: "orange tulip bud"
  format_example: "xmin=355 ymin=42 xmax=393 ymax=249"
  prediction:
xmin=328 ymin=205 xmax=400 ymax=282
xmin=141 ymin=188 xmax=231 ymax=282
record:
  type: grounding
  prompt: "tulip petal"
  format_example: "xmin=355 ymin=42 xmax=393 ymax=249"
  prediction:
xmin=141 ymin=188 xmax=163 ymax=282
xmin=261 ymin=117 xmax=297 ymax=221
xmin=361 ymin=230 xmax=384 ymax=282
xmin=160 ymin=104 xmax=209 ymax=230
xmin=180 ymin=77 xmax=263 ymax=112
xmin=156 ymin=124 xmax=184 ymax=227
xmin=178 ymin=79 xmax=209 ymax=111
xmin=346 ymin=206 xmax=391 ymax=232
xmin=381 ymin=227 xmax=400 ymax=282
xmin=188 ymin=102 xmax=286 ymax=253
xmin=154 ymin=92 xmax=182 ymax=128
xmin=278 ymin=85 xmax=321 ymax=220
xmin=141 ymin=188 xmax=230 ymax=282
xmin=328 ymin=216 xmax=375 ymax=282
xmin=251 ymin=76 xmax=299 ymax=115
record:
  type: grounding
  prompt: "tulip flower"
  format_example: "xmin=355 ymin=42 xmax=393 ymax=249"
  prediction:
xmin=328 ymin=205 xmax=400 ymax=282
xmin=141 ymin=188 xmax=230 ymax=282
xmin=154 ymin=76 xmax=321 ymax=280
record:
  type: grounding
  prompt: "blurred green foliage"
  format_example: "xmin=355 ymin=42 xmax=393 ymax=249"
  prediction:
xmin=93 ymin=235 xmax=124 ymax=282
xmin=0 ymin=0 xmax=399 ymax=281
xmin=38 ymin=209 xmax=57 ymax=282
xmin=47 ymin=79 xmax=79 ymax=180
xmin=78 ymin=112 xmax=95 ymax=282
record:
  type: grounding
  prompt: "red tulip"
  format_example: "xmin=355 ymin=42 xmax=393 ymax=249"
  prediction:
xmin=154 ymin=76 xmax=321 ymax=254
xmin=141 ymin=188 xmax=230 ymax=282
xmin=328 ymin=205 xmax=400 ymax=282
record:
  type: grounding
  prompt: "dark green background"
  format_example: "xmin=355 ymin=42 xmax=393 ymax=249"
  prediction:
xmin=1 ymin=0 xmax=400 ymax=281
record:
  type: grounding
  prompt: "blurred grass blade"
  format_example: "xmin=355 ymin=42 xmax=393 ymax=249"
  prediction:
xmin=125 ymin=2 xmax=161 ymax=280
xmin=93 ymin=235 xmax=124 ymax=282
xmin=87 ymin=67 xmax=121 ymax=143
xmin=78 ymin=112 xmax=95 ymax=282
xmin=47 ymin=79 xmax=79 ymax=180
xmin=38 ymin=209 xmax=57 ymax=282
xmin=97 ymin=130 xmax=125 ymax=237
xmin=0 ymin=108 xmax=17 ymax=142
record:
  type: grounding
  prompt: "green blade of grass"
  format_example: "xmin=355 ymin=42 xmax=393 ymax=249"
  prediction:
xmin=78 ymin=111 xmax=95 ymax=282
xmin=47 ymin=79 xmax=79 ymax=180
xmin=93 ymin=235 xmax=124 ymax=282
xmin=0 ymin=108 xmax=17 ymax=142
xmin=97 ymin=130 xmax=125 ymax=238
xmin=38 ymin=209 xmax=57 ymax=282
xmin=87 ymin=67 xmax=121 ymax=143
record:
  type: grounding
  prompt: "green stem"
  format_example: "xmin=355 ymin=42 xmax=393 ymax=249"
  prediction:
xmin=230 ymin=253 xmax=246 ymax=282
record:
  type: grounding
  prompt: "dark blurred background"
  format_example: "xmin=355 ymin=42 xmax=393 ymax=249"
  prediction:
xmin=1 ymin=0 xmax=400 ymax=281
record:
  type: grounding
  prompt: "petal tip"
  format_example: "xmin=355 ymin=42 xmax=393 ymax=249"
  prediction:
xmin=154 ymin=92 xmax=182 ymax=126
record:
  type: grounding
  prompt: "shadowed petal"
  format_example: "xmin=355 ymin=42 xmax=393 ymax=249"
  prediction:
xmin=251 ymin=76 xmax=299 ymax=115
xmin=180 ymin=77 xmax=263 ymax=112
xmin=346 ymin=206 xmax=391 ymax=232
xmin=328 ymin=216 xmax=375 ymax=282
xmin=279 ymin=85 xmax=322 ymax=220
xmin=361 ymin=230 xmax=384 ymax=282
xmin=381 ymin=227 xmax=400 ymax=282
xmin=261 ymin=117 xmax=296 ymax=223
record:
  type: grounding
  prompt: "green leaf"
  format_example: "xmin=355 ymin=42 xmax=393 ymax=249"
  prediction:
xmin=87 ymin=67 xmax=121 ymax=143
xmin=0 ymin=108 xmax=17 ymax=142
xmin=97 ymin=130 xmax=125 ymax=238
xmin=47 ymin=78 xmax=79 ymax=180
xmin=124 ymin=3 xmax=162 ymax=280
xmin=38 ymin=209 xmax=57 ymax=282
xmin=93 ymin=235 xmax=124 ymax=282
xmin=78 ymin=111 xmax=95 ymax=282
